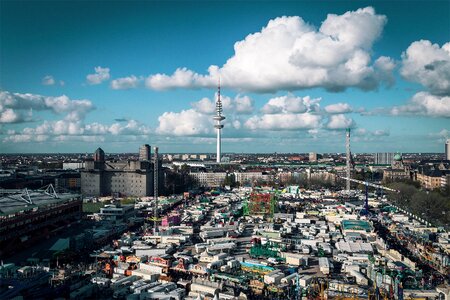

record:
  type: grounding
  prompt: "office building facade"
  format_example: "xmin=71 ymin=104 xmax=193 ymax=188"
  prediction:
xmin=374 ymin=152 xmax=395 ymax=165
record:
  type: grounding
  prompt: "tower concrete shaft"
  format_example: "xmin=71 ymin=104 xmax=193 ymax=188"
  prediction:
xmin=216 ymin=128 xmax=221 ymax=163
xmin=214 ymin=82 xmax=225 ymax=163
xmin=346 ymin=128 xmax=351 ymax=191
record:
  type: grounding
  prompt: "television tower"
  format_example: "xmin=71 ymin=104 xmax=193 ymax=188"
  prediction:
xmin=346 ymin=128 xmax=351 ymax=191
xmin=214 ymin=80 xmax=225 ymax=163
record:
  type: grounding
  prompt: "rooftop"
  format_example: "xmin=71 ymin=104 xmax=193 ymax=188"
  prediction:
xmin=341 ymin=219 xmax=372 ymax=232
xmin=0 ymin=188 xmax=81 ymax=216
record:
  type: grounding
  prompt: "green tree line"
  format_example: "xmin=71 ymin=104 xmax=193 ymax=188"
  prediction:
xmin=387 ymin=182 xmax=450 ymax=229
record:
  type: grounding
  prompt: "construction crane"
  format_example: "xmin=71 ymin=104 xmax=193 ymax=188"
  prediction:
xmin=338 ymin=176 xmax=399 ymax=214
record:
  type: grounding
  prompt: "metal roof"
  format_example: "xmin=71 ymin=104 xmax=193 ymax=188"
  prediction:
xmin=0 ymin=187 xmax=80 ymax=216
xmin=336 ymin=241 xmax=373 ymax=253
xmin=341 ymin=219 xmax=372 ymax=232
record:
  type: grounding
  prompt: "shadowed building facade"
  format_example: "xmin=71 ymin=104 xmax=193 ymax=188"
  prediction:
xmin=81 ymin=146 xmax=161 ymax=197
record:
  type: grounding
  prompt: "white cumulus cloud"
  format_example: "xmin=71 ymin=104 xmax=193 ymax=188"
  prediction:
xmin=0 ymin=109 xmax=31 ymax=123
xmin=401 ymin=40 xmax=450 ymax=95
xmin=146 ymin=67 xmax=212 ymax=90
xmin=324 ymin=102 xmax=353 ymax=114
xmin=107 ymin=120 xmax=151 ymax=135
xmin=111 ymin=75 xmax=141 ymax=90
xmin=245 ymin=113 xmax=321 ymax=131
xmin=0 ymin=91 xmax=94 ymax=123
xmin=232 ymin=95 xmax=254 ymax=114
xmin=326 ymin=114 xmax=355 ymax=129
xmin=42 ymin=75 xmax=65 ymax=86
xmin=191 ymin=94 xmax=254 ymax=114
xmin=391 ymin=91 xmax=450 ymax=118
xmin=373 ymin=56 xmax=396 ymax=87
xmin=156 ymin=109 xmax=212 ymax=136
xmin=261 ymin=94 xmax=320 ymax=114
xmin=146 ymin=7 xmax=391 ymax=93
xmin=42 ymin=75 xmax=55 ymax=85
xmin=191 ymin=97 xmax=216 ymax=114
xmin=86 ymin=66 xmax=110 ymax=85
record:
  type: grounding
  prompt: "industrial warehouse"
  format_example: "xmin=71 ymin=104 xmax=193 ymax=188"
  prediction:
xmin=0 ymin=186 xmax=82 ymax=257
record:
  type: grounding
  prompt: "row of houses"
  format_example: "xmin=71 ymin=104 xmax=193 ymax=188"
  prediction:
xmin=189 ymin=170 xmax=337 ymax=187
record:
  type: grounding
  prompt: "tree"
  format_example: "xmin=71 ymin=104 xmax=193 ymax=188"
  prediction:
xmin=387 ymin=182 xmax=450 ymax=228
xmin=387 ymin=182 xmax=418 ymax=207
xmin=223 ymin=173 xmax=237 ymax=188
xmin=439 ymin=184 xmax=450 ymax=198
xmin=163 ymin=165 xmax=199 ymax=195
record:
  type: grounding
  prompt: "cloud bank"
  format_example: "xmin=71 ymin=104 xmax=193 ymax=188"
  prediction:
xmin=0 ymin=91 xmax=94 ymax=123
xmin=146 ymin=7 xmax=393 ymax=93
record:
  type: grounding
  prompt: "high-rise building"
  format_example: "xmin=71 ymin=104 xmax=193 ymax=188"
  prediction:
xmin=139 ymin=144 xmax=151 ymax=161
xmin=374 ymin=152 xmax=395 ymax=165
xmin=446 ymin=139 xmax=450 ymax=160
xmin=94 ymin=147 xmax=105 ymax=162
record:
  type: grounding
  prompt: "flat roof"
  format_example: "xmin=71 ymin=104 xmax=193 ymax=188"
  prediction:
xmin=0 ymin=189 xmax=80 ymax=216
xmin=341 ymin=220 xmax=372 ymax=232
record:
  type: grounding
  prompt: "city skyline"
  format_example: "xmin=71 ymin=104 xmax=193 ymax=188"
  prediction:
xmin=1 ymin=1 xmax=449 ymax=154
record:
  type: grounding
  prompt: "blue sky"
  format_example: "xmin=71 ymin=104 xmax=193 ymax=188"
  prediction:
xmin=0 ymin=0 xmax=449 ymax=153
